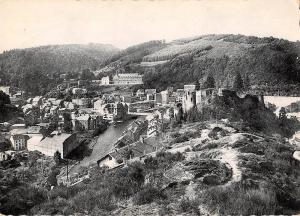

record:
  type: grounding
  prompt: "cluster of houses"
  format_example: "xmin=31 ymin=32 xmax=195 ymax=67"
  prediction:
xmin=0 ymin=77 xmax=236 ymax=167
xmin=95 ymin=84 xmax=247 ymax=170
xmin=0 ymin=123 xmax=79 ymax=160
xmin=0 ymin=88 xmax=134 ymax=161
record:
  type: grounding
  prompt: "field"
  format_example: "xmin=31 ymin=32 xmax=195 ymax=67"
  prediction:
xmin=142 ymin=37 xmax=251 ymax=62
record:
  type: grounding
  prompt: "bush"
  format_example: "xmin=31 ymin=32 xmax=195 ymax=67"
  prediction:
xmin=71 ymin=189 xmax=115 ymax=213
xmin=48 ymin=185 xmax=82 ymax=200
xmin=170 ymin=131 xmax=181 ymax=138
xmin=156 ymin=151 xmax=185 ymax=162
xmin=144 ymin=156 xmax=159 ymax=170
xmin=171 ymin=134 xmax=189 ymax=144
xmin=194 ymin=142 xmax=218 ymax=151
xmin=208 ymin=127 xmax=227 ymax=140
xmin=200 ymin=183 xmax=278 ymax=215
xmin=100 ymin=162 xmax=145 ymax=199
xmin=0 ymin=185 xmax=47 ymax=215
xmin=170 ymin=130 xmax=201 ymax=145
xmin=179 ymin=198 xmax=200 ymax=215
xmin=133 ymin=185 xmax=167 ymax=205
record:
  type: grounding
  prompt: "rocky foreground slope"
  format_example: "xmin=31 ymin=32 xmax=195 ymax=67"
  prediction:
xmin=1 ymin=120 xmax=299 ymax=215
xmin=109 ymin=121 xmax=299 ymax=215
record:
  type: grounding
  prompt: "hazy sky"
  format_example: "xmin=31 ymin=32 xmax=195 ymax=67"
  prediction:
xmin=0 ymin=0 xmax=299 ymax=52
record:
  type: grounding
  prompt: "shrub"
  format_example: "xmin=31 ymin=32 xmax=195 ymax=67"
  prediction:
xmin=104 ymin=170 xmax=139 ymax=198
xmin=144 ymin=156 xmax=159 ymax=170
xmin=133 ymin=185 xmax=167 ymax=205
xmin=70 ymin=189 xmax=115 ymax=213
xmin=149 ymin=151 xmax=185 ymax=169
xmin=272 ymin=158 xmax=292 ymax=174
xmin=47 ymin=169 xmax=60 ymax=188
xmin=54 ymin=151 xmax=61 ymax=165
xmin=0 ymin=185 xmax=47 ymax=215
xmin=171 ymin=134 xmax=189 ymax=144
xmin=179 ymin=198 xmax=200 ymax=215
xmin=48 ymin=185 xmax=82 ymax=200
xmin=100 ymin=162 xmax=145 ymax=199
xmin=156 ymin=151 xmax=185 ymax=163
xmin=200 ymin=183 xmax=277 ymax=215
xmin=208 ymin=127 xmax=227 ymax=140
xmin=170 ymin=132 xmax=181 ymax=138
xmin=194 ymin=142 xmax=218 ymax=151
xmin=127 ymin=161 xmax=145 ymax=185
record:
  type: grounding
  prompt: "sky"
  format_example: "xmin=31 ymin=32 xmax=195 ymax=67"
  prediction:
xmin=0 ymin=0 xmax=299 ymax=52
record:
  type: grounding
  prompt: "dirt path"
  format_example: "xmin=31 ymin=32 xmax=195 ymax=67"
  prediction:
xmin=219 ymin=147 xmax=242 ymax=185
xmin=185 ymin=181 xmax=197 ymax=200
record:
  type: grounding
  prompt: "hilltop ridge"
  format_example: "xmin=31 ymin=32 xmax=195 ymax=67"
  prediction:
xmin=100 ymin=34 xmax=300 ymax=93
xmin=0 ymin=43 xmax=119 ymax=95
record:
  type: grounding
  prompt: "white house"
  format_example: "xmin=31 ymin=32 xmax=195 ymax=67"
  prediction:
xmin=101 ymin=76 xmax=110 ymax=85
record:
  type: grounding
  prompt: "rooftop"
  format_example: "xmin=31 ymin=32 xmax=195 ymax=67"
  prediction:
xmin=41 ymin=132 xmax=73 ymax=146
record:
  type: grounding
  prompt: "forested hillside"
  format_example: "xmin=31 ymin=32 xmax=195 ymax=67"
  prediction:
xmin=1 ymin=35 xmax=300 ymax=96
xmin=101 ymin=34 xmax=300 ymax=93
xmin=0 ymin=44 xmax=118 ymax=96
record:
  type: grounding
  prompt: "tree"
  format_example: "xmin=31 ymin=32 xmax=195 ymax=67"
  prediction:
xmin=40 ymin=123 xmax=56 ymax=138
xmin=243 ymin=75 xmax=251 ymax=91
xmin=278 ymin=107 xmax=287 ymax=124
xmin=62 ymin=113 xmax=73 ymax=133
xmin=47 ymin=168 xmax=60 ymax=188
xmin=123 ymin=148 xmax=134 ymax=160
xmin=0 ymin=139 xmax=11 ymax=151
xmin=54 ymin=151 xmax=62 ymax=165
xmin=80 ymin=68 xmax=95 ymax=80
xmin=233 ymin=72 xmax=244 ymax=91
xmin=195 ymin=79 xmax=200 ymax=91
xmin=203 ymin=75 xmax=215 ymax=89
xmin=175 ymin=103 xmax=184 ymax=124
xmin=0 ymin=91 xmax=10 ymax=105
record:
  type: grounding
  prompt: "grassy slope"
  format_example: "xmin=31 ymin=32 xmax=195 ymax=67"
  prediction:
xmin=1 ymin=119 xmax=299 ymax=215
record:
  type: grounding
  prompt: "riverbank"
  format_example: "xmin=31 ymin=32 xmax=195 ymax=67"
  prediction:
xmin=67 ymin=118 xmax=137 ymax=175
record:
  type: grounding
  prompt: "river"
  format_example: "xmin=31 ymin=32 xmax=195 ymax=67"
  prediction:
xmin=69 ymin=118 xmax=137 ymax=174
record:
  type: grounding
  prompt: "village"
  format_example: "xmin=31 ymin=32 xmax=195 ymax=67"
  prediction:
xmin=0 ymin=71 xmax=267 ymax=183
xmin=1 ymin=67 xmax=300 ymax=189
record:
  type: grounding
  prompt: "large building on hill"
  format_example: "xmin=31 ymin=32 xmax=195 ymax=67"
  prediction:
xmin=113 ymin=73 xmax=143 ymax=85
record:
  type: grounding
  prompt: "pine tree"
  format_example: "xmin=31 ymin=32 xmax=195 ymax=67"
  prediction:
xmin=233 ymin=72 xmax=244 ymax=91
